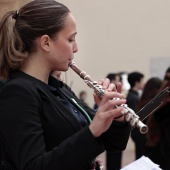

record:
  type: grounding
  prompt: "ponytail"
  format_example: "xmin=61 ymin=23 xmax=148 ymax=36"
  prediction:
xmin=0 ymin=11 xmax=27 ymax=80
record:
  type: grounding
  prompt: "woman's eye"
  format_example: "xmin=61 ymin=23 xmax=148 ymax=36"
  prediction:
xmin=69 ymin=39 xmax=74 ymax=42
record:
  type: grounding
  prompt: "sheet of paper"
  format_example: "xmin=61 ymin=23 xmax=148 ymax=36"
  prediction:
xmin=121 ymin=156 xmax=162 ymax=170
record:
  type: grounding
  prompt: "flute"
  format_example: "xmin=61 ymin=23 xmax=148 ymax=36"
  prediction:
xmin=69 ymin=61 xmax=148 ymax=134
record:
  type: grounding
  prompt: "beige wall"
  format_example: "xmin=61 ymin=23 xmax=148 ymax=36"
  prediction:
xmin=60 ymin=0 xmax=170 ymax=107
xmin=0 ymin=0 xmax=31 ymax=18
xmin=1 ymin=0 xmax=170 ymax=107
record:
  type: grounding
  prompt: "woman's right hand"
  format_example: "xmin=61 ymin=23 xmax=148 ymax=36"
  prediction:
xmin=89 ymin=90 xmax=126 ymax=138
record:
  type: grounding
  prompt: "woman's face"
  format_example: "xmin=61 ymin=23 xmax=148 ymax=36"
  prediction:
xmin=49 ymin=13 xmax=78 ymax=71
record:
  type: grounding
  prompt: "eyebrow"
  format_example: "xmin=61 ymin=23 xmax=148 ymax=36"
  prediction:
xmin=68 ymin=32 xmax=77 ymax=39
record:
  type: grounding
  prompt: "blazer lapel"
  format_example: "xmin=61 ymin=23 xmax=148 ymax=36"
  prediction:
xmin=37 ymin=86 xmax=82 ymax=132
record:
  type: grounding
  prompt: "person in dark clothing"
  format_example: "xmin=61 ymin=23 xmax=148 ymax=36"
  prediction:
xmin=126 ymin=71 xmax=144 ymax=160
xmin=0 ymin=80 xmax=4 ymax=88
xmin=136 ymin=77 xmax=163 ymax=160
xmin=0 ymin=78 xmax=6 ymax=89
xmin=0 ymin=1 xmax=130 ymax=170
xmin=145 ymin=67 xmax=170 ymax=170
xmin=126 ymin=72 xmax=144 ymax=112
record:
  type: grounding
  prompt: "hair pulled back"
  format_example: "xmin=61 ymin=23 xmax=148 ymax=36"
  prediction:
xmin=0 ymin=0 xmax=70 ymax=79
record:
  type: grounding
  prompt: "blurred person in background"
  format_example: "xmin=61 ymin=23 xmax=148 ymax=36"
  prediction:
xmin=79 ymin=90 xmax=88 ymax=104
xmin=0 ymin=77 xmax=6 ymax=89
xmin=126 ymin=71 xmax=145 ymax=160
xmin=136 ymin=77 xmax=162 ymax=158
xmin=145 ymin=67 xmax=170 ymax=170
xmin=126 ymin=72 xmax=144 ymax=113
xmin=0 ymin=79 xmax=4 ymax=88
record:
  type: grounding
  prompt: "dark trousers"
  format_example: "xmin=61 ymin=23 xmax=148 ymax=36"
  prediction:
xmin=131 ymin=128 xmax=146 ymax=160
xmin=106 ymin=151 xmax=122 ymax=170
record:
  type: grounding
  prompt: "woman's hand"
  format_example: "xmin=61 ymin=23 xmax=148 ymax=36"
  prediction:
xmin=90 ymin=78 xmax=126 ymax=137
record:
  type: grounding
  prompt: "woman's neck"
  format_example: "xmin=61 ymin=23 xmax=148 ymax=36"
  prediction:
xmin=20 ymin=53 xmax=50 ymax=84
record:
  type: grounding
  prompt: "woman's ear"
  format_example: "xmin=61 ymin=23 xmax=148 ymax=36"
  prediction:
xmin=40 ymin=35 xmax=51 ymax=52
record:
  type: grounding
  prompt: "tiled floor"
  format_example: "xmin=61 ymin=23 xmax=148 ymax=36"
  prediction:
xmin=98 ymin=137 xmax=135 ymax=170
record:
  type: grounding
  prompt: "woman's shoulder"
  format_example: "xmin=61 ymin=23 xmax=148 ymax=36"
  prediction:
xmin=0 ymin=71 xmax=42 ymax=97
xmin=3 ymin=78 xmax=35 ymax=92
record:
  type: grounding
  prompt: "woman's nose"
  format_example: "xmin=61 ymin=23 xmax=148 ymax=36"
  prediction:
xmin=73 ymin=43 xmax=78 ymax=53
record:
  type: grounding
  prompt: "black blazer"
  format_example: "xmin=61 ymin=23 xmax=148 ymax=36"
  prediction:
xmin=0 ymin=70 xmax=130 ymax=170
xmin=153 ymin=102 xmax=170 ymax=169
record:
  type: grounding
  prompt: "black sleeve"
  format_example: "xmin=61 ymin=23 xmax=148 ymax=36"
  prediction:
xmin=0 ymin=83 xmax=104 ymax=170
xmin=101 ymin=121 xmax=131 ymax=152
